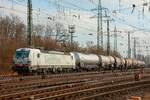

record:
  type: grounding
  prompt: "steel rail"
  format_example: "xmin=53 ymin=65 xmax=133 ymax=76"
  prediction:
xmin=38 ymin=78 xmax=150 ymax=100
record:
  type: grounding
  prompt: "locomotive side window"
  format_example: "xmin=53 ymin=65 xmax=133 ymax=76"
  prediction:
xmin=37 ymin=53 xmax=40 ymax=58
xmin=71 ymin=56 xmax=73 ymax=59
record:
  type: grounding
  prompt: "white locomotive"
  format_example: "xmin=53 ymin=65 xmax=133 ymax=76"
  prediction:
xmin=12 ymin=48 xmax=76 ymax=74
xmin=12 ymin=48 xmax=145 ymax=74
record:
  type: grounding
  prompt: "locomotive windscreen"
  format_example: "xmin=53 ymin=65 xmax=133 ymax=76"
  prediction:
xmin=15 ymin=50 xmax=30 ymax=58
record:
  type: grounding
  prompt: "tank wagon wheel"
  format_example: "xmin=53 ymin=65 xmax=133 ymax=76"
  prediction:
xmin=97 ymin=66 xmax=102 ymax=72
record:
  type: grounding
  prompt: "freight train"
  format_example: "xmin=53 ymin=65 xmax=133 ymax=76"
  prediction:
xmin=12 ymin=48 xmax=145 ymax=74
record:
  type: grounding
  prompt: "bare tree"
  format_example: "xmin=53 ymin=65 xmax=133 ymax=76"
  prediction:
xmin=45 ymin=24 xmax=55 ymax=38
xmin=0 ymin=15 xmax=26 ymax=71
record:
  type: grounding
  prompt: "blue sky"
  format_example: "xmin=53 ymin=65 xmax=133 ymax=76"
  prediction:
xmin=1 ymin=0 xmax=150 ymax=57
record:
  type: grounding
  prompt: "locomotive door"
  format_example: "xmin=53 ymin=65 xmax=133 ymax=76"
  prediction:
xmin=37 ymin=53 xmax=40 ymax=67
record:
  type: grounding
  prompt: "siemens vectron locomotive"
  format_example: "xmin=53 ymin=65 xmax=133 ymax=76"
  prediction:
xmin=12 ymin=48 xmax=145 ymax=74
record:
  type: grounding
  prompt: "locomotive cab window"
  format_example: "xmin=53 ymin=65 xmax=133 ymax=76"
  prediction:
xmin=37 ymin=53 xmax=40 ymax=58
xmin=15 ymin=50 xmax=30 ymax=58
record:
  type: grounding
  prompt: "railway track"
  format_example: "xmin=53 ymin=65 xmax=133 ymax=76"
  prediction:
xmin=0 ymin=67 xmax=148 ymax=82
xmin=0 ymin=69 xmax=142 ymax=85
xmin=0 ymin=75 xmax=132 ymax=100
xmin=38 ymin=78 xmax=150 ymax=100
xmin=0 ymin=72 xmax=102 ymax=87
xmin=79 ymin=80 xmax=150 ymax=100
xmin=0 ymin=68 xmax=149 ymax=100
xmin=0 ymin=71 xmax=101 ymax=82
xmin=0 ymin=72 xmax=150 ymax=100
xmin=0 ymin=71 xmax=134 ymax=95
xmin=0 ymin=70 xmax=134 ymax=87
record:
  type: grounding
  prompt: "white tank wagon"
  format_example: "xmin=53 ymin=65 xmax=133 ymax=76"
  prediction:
xmin=141 ymin=61 xmax=145 ymax=67
xmin=125 ymin=58 xmax=133 ymax=69
xmin=132 ymin=59 xmax=138 ymax=69
xmin=137 ymin=60 xmax=145 ymax=67
xmin=137 ymin=60 xmax=141 ymax=67
xmin=113 ymin=57 xmax=125 ymax=70
xmin=71 ymin=52 xmax=100 ymax=70
xmin=120 ymin=58 xmax=126 ymax=70
xmin=99 ymin=55 xmax=115 ymax=70
xmin=12 ymin=48 xmax=76 ymax=74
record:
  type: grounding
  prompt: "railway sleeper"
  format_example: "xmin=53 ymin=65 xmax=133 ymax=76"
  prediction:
xmin=1 ymin=78 xmax=125 ymax=99
xmin=0 ymin=73 xmax=149 ymax=99
xmin=38 ymin=79 xmax=150 ymax=100
xmin=80 ymin=82 xmax=150 ymax=100
xmin=17 ymin=80 xmax=124 ymax=99
xmin=0 ymin=81 xmax=88 ymax=100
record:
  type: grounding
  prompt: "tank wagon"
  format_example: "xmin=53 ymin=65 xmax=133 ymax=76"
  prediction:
xmin=137 ymin=60 xmax=145 ymax=67
xmin=71 ymin=52 xmax=99 ymax=71
xmin=12 ymin=48 xmax=145 ymax=74
xmin=125 ymin=58 xmax=133 ymax=69
xmin=113 ymin=57 xmax=126 ymax=70
xmin=98 ymin=55 xmax=115 ymax=70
